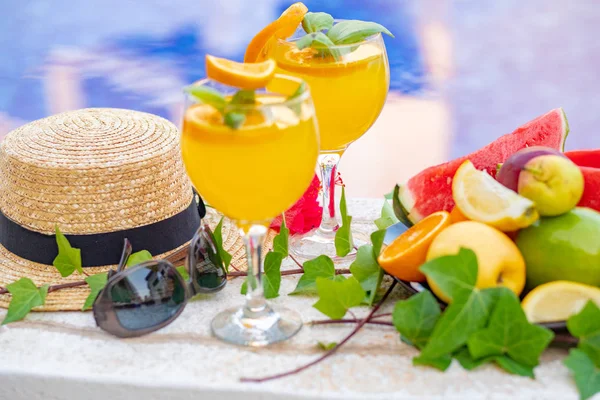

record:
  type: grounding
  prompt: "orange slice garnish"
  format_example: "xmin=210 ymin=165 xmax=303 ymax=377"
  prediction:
xmin=205 ymin=55 xmax=276 ymax=90
xmin=377 ymin=211 xmax=451 ymax=282
xmin=244 ymin=2 xmax=308 ymax=63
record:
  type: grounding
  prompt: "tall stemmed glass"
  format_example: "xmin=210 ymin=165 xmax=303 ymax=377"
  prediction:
xmin=181 ymin=74 xmax=319 ymax=346
xmin=266 ymin=22 xmax=390 ymax=262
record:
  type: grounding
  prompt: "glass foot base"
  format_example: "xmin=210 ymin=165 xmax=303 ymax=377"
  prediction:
xmin=211 ymin=304 xmax=303 ymax=347
xmin=289 ymin=228 xmax=369 ymax=264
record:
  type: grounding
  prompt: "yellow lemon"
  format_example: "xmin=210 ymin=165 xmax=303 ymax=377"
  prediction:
xmin=425 ymin=221 xmax=526 ymax=303
xmin=522 ymin=281 xmax=600 ymax=323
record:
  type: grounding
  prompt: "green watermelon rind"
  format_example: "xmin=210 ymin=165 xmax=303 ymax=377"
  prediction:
xmin=397 ymin=108 xmax=570 ymax=223
xmin=392 ymin=184 xmax=414 ymax=227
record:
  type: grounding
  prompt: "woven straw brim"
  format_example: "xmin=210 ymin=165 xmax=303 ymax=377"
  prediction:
xmin=0 ymin=214 xmax=274 ymax=311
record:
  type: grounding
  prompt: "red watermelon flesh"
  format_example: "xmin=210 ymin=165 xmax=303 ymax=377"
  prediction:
xmin=399 ymin=108 xmax=569 ymax=222
xmin=565 ymin=149 xmax=600 ymax=212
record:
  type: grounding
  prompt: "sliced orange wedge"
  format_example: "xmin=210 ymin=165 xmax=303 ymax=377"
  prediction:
xmin=206 ymin=55 xmax=276 ymax=90
xmin=244 ymin=2 xmax=308 ymax=63
xmin=378 ymin=211 xmax=451 ymax=282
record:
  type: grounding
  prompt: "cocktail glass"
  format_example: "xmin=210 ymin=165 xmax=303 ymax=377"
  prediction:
xmin=181 ymin=74 xmax=319 ymax=346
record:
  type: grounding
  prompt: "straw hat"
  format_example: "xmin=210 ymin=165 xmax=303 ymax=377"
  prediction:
xmin=0 ymin=108 xmax=247 ymax=311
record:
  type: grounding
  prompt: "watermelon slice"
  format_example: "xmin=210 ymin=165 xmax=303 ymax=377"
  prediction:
xmin=565 ymin=149 xmax=600 ymax=212
xmin=396 ymin=108 xmax=569 ymax=224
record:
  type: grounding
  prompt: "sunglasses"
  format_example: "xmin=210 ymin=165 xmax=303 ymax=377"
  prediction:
xmin=93 ymin=225 xmax=227 ymax=338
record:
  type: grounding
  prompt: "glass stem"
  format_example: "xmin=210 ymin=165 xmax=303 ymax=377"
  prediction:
xmin=318 ymin=153 xmax=341 ymax=236
xmin=242 ymin=225 xmax=268 ymax=315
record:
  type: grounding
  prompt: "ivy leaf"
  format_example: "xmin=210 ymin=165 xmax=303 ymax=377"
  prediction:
xmin=313 ymin=276 xmax=365 ymax=319
xmin=214 ymin=217 xmax=233 ymax=271
xmin=273 ymin=214 xmax=289 ymax=258
xmin=263 ymin=252 xmax=283 ymax=299
xmin=326 ymin=20 xmax=394 ymax=45
xmin=565 ymin=349 xmax=600 ymax=400
xmin=567 ymin=301 xmax=600 ymax=366
xmin=176 ymin=265 xmax=190 ymax=281
xmin=53 ymin=226 xmax=83 ymax=277
xmin=392 ymin=291 xmax=442 ymax=350
xmin=126 ymin=250 xmax=153 ymax=267
xmin=454 ymin=348 xmax=534 ymax=378
xmin=374 ymin=199 xmax=399 ymax=230
xmin=2 ymin=278 xmax=49 ymax=324
xmin=302 ymin=12 xmax=334 ymax=33
xmin=419 ymin=288 xmax=498 ymax=360
xmin=412 ymin=354 xmax=453 ymax=372
xmin=290 ymin=255 xmax=338 ymax=295
xmin=467 ymin=288 xmax=554 ymax=369
xmin=335 ymin=186 xmax=353 ymax=257
xmin=350 ymin=245 xmax=383 ymax=306
xmin=419 ymin=248 xmax=479 ymax=302
xmin=184 ymin=85 xmax=226 ymax=113
xmin=82 ymin=272 xmax=108 ymax=311
xmin=370 ymin=229 xmax=386 ymax=258
xmin=317 ymin=341 xmax=337 ymax=351
xmin=224 ymin=112 xmax=245 ymax=129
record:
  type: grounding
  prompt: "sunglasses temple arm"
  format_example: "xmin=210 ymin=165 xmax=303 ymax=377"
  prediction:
xmin=117 ymin=238 xmax=133 ymax=273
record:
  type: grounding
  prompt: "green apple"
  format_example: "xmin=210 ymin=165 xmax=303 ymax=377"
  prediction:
xmin=517 ymin=207 xmax=600 ymax=290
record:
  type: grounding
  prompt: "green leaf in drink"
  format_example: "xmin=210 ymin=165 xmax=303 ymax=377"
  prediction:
xmin=53 ymin=226 xmax=83 ymax=277
xmin=326 ymin=20 xmax=394 ymax=45
xmin=313 ymin=276 xmax=365 ymax=319
xmin=296 ymin=32 xmax=341 ymax=60
xmin=302 ymin=12 xmax=334 ymax=34
xmin=224 ymin=112 xmax=246 ymax=129
xmin=2 ymin=278 xmax=49 ymax=324
xmin=184 ymin=85 xmax=226 ymax=113
xmin=230 ymin=89 xmax=256 ymax=105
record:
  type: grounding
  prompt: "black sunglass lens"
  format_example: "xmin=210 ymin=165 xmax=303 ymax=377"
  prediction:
xmin=189 ymin=227 xmax=227 ymax=292
xmin=110 ymin=263 xmax=185 ymax=331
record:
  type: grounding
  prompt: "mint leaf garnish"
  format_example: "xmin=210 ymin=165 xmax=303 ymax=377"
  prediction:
xmin=313 ymin=276 xmax=365 ymax=319
xmin=326 ymin=20 xmax=394 ymax=44
xmin=53 ymin=226 xmax=83 ymax=277
xmin=467 ymin=288 xmax=554 ymax=369
xmin=567 ymin=301 xmax=600 ymax=366
xmin=263 ymin=251 xmax=283 ymax=299
xmin=419 ymin=248 xmax=478 ymax=302
xmin=82 ymin=272 xmax=108 ymax=311
xmin=296 ymin=32 xmax=341 ymax=60
xmin=230 ymin=89 xmax=256 ymax=105
xmin=214 ymin=217 xmax=233 ymax=272
xmin=2 ymin=278 xmax=48 ymax=324
xmin=273 ymin=214 xmax=289 ymax=258
xmin=224 ymin=112 xmax=245 ymax=129
xmin=185 ymin=85 xmax=226 ymax=113
xmin=126 ymin=250 xmax=153 ymax=267
xmin=565 ymin=349 xmax=600 ymax=400
xmin=335 ymin=186 xmax=353 ymax=257
xmin=290 ymin=255 xmax=339 ymax=295
xmin=176 ymin=265 xmax=190 ymax=281
xmin=374 ymin=198 xmax=399 ymax=230
xmin=302 ymin=12 xmax=334 ymax=33
xmin=392 ymin=291 xmax=442 ymax=350
xmin=350 ymin=245 xmax=383 ymax=306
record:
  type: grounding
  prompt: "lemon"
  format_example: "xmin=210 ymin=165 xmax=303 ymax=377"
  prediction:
xmin=522 ymin=281 xmax=600 ymax=323
xmin=453 ymin=160 xmax=539 ymax=231
xmin=426 ymin=221 xmax=526 ymax=303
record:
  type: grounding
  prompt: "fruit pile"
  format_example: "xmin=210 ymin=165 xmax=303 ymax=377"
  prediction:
xmin=382 ymin=108 xmax=600 ymax=323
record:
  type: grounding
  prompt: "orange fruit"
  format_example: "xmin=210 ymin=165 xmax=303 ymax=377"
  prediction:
xmin=378 ymin=211 xmax=451 ymax=282
xmin=244 ymin=2 xmax=308 ymax=63
xmin=449 ymin=206 xmax=469 ymax=223
xmin=205 ymin=55 xmax=276 ymax=90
